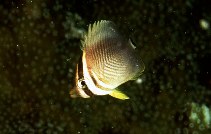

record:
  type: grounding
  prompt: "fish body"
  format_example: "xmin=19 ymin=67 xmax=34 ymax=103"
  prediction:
xmin=70 ymin=20 xmax=145 ymax=100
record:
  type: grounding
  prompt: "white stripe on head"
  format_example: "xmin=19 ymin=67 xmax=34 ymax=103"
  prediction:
xmin=75 ymin=63 xmax=90 ymax=98
xmin=82 ymin=52 xmax=112 ymax=95
xmin=77 ymin=87 xmax=90 ymax=98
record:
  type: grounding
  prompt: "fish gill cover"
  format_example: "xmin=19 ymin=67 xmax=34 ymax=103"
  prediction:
xmin=0 ymin=0 xmax=210 ymax=134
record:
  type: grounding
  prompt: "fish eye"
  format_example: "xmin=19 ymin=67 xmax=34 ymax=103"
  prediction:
xmin=78 ymin=79 xmax=86 ymax=89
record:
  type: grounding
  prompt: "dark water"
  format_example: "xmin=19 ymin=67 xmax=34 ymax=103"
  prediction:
xmin=0 ymin=0 xmax=210 ymax=134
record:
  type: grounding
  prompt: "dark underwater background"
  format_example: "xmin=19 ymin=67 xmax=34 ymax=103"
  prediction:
xmin=0 ymin=0 xmax=210 ymax=134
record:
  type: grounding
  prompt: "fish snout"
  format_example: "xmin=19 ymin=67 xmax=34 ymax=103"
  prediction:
xmin=69 ymin=87 xmax=80 ymax=98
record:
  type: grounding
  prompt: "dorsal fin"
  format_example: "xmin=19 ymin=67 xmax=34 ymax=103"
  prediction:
xmin=82 ymin=20 xmax=118 ymax=49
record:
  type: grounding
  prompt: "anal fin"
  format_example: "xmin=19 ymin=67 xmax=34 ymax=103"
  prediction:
xmin=109 ymin=89 xmax=129 ymax=100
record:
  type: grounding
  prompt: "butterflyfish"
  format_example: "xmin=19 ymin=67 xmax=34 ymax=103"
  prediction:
xmin=70 ymin=20 xmax=145 ymax=100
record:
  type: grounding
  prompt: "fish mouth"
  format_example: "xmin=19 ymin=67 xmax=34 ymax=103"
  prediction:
xmin=70 ymin=87 xmax=79 ymax=98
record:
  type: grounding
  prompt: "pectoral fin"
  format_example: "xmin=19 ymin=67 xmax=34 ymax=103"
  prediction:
xmin=109 ymin=89 xmax=129 ymax=100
